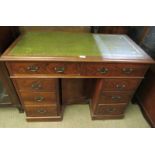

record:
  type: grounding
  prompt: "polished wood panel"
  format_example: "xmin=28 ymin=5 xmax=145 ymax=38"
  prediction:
xmin=26 ymin=115 xmax=63 ymax=122
xmin=94 ymin=103 xmax=127 ymax=115
xmin=24 ymin=104 xmax=58 ymax=117
xmin=7 ymin=61 xmax=149 ymax=78
xmin=98 ymin=91 xmax=133 ymax=104
xmin=8 ymin=62 xmax=80 ymax=76
xmin=101 ymin=78 xmax=141 ymax=91
xmin=14 ymin=78 xmax=57 ymax=92
xmin=20 ymin=92 xmax=57 ymax=105
xmin=82 ymin=63 xmax=149 ymax=77
xmin=47 ymin=62 xmax=80 ymax=75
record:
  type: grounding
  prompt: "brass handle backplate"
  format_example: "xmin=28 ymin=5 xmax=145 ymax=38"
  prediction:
xmin=98 ymin=68 xmax=109 ymax=74
xmin=31 ymin=82 xmax=42 ymax=90
xmin=111 ymin=96 xmax=121 ymax=100
xmin=27 ymin=65 xmax=39 ymax=72
xmin=54 ymin=67 xmax=65 ymax=73
xmin=122 ymin=68 xmax=133 ymax=74
xmin=37 ymin=109 xmax=47 ymax=114
xmin=116 ymin=84 xmax=126 ymax=89
xmin=34 ymin=96 xmax=45 ymax=102
xmin=105 ymin=107 xmax=116 ymax=113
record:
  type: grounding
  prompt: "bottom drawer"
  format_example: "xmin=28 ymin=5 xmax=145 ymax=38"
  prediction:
xmin=94 ymin=103 xmax=127 ymax=115
xmin=98 ymin=91 xmax=132 ymax=104
xmin=25 ymin=105 xmax=58 ymax=117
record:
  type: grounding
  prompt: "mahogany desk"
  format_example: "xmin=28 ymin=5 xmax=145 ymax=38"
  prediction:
xmin=0 ymin=32 xmax=154 ymax=122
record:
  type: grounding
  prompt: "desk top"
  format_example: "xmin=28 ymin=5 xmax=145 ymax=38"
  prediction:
xmin=1 ymin=31 xmax=154 ymax=63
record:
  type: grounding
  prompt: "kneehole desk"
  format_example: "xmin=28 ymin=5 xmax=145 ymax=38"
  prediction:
xmin=0 ymin=32 xmax=154 ymax=122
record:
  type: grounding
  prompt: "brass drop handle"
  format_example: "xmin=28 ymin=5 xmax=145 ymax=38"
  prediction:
xmin=27 ymin=65 xmax=39 ymax=72
xmin=111 ymin=96 xmax=121 ymax=100
xmin=31 ymin=83 xmax=42 ymax=90
xmin=105 ymin=107 xmax=116 ymax=113
xmin=122 ymin=68 xmax=133 ymax=74
xmin=54 ymin=67 xmax=65 ymax=73
xmin=34 ymin=96 xmax=45 ymax=102
xmin=98 ymin=68 xmax=109 ymax=74
xmin=37 ymin=109 xmax=47 ymax=114
xmin=116 ymin=84 xmax=126 ymax=89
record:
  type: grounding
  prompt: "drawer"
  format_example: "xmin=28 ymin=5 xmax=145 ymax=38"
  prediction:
xmin=7 ymin=62 xmax=80 ymax=75
xmin=82 ymin=63 xmax=148 ymax=77
xmin=116 ymin=64 xmax=149 ymax=77
xmin=24 ymin=105 xmax=58 ymax=117
xmin=20 ymin=92 xmax=57 ymax=105
xmin=101 ymin=78 xmax=141 ymax=91
xmin=47 ymin=62 xmax=80 ymax=75
xmin=94 ymin=103 xmax=127 ymax=115
xmin=98 ymin=91 xmax=133 ymax=104
xmin=14 ymin=78 xmax=58 ymax=92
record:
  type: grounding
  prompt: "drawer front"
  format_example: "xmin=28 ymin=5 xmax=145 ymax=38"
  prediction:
xmin=20 ymin=92 xmax=57 ymax=105
xmin=82 ymin=63 xmax=116 ymax=76
xmin=8 ymin=62 xmax=80 ymax=75
xmin=101 ymin=78 xmax=141 ymax=91
xmin=82 ymin=63 xmax=148 ymax=77
xmin=8 ymin=62 xmax=47 ymax=74
xmin=25 ymin=105 xmax=58 ymax=117
xmin=95 ymin=104 xmax=127 ymax=115
xmin=116 ymin=64 xmax=148 ymax=77
xmin=14 ymin=79 xmax=57 ymax=92
xmin=46 ymin=62 xmax=80 ymax=75
xmin=98 ymin=91 xmax=133 ymax=104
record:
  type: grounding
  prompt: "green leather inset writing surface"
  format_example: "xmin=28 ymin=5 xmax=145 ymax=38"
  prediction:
xmin=9 ymin=31 xmax=101 ymax=57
